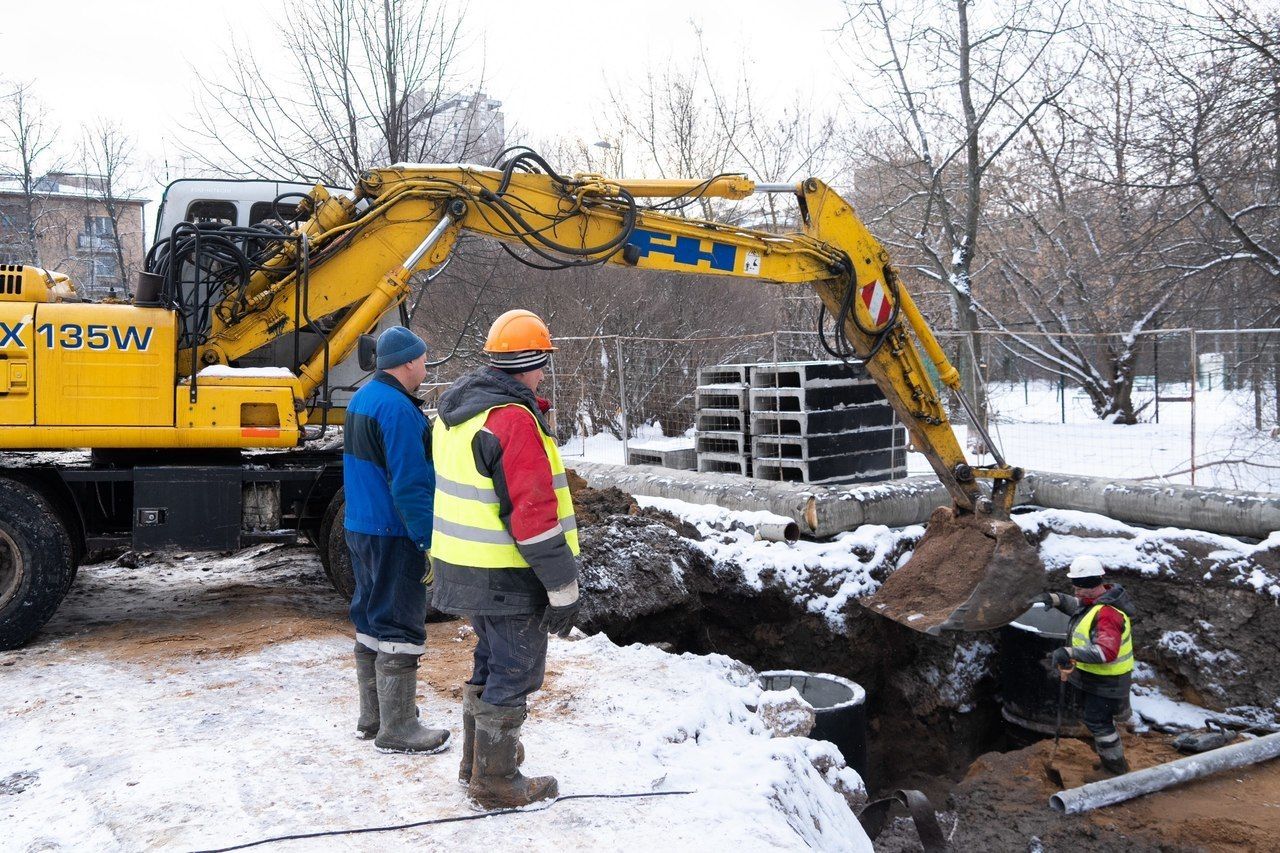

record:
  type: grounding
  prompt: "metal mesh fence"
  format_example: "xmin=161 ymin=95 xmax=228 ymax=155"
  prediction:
xmin=548 ymin=327 xmax=1280 ymax=492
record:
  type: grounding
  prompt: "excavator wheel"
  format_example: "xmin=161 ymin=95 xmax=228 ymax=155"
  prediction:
xmin=0 ymin=477 xmax=77 ymax=650
xmin=318 ymin=489 xmax=454 ymax=623
xmin=863 ymin=505 xmax=1045 ymax=634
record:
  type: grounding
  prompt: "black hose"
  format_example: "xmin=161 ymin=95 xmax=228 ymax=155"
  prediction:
xmin=189 ymin=790 xmax=696 ymax=853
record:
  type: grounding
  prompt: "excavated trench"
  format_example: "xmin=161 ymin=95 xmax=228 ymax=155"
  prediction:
xmin=570 ymin=479 xmax=1280 ymax=849
xmin=572 ymin=482 xmax=1009 ymax=799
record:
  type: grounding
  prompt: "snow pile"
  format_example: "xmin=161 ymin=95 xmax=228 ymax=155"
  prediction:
xmin=756 ymin=687 xmax=817 ymax=738
xmin=636 ymin=495 xmax=921 ymax=629
xmin=0 ymin=548 xmax=871 ymax=852
xmin=1014 ymin=508 xmax=1280 ymax=597
xmin=195 ymin=365 xmax=296 ymax=378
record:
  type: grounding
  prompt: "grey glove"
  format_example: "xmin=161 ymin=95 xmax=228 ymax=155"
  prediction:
xmin=541 ymin=581 xmax=580 ymax=638
xmin=1029 ymin=592 xmax=1058 ymax=608
xmin=1050 ymin=646 xmax=1074 ymax=668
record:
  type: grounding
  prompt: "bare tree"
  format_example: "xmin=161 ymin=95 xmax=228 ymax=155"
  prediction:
xmin=1139 ymin=0 xmax=1280 ymax=321
xmin=80 ymin=120 xmax=142 ymax=296
xmin=972 ymin=12 xmax=1198 ymax=422
xmin=0 ymin=82 xmax=61 ymax=266
xmin=838 ymin=0 xmax=1082 ymax=444
xmin=184 ymin=0 xmax=488 ymax=184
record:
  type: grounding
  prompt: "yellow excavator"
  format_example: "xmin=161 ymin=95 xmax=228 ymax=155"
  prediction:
xmin=0 ymin=149 xmax=1043 ymax=648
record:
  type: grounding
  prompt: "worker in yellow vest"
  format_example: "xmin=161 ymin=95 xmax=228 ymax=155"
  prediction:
xmin=430 ymin=309 xmax=579 ymax=810
xmin=1033 ymin=555 xmax=1136 ymax=775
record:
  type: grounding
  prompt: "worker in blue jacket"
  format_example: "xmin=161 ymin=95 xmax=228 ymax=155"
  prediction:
xmin=343 ymin=325 xmax=449 ymax=755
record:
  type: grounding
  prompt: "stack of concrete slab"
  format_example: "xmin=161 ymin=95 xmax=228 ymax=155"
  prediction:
xmin=694 ymin=364 xmax=753 ymax=476
xmin=626 ymin=441 xmax=697 ymax=470
xmin=750 ymin=360 xmax=908 ymax=485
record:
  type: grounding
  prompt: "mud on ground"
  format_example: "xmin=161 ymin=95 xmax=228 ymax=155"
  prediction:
xmin=874 ymin=731 xmax=1280 ymax=852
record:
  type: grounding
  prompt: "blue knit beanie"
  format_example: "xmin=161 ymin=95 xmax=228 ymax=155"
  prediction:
xmin=376 ymin=326 xmax=427 ymax=369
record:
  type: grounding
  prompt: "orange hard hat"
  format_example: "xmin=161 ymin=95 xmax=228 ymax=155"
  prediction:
xmin=484 ymin=309 xmax=557 ymax=353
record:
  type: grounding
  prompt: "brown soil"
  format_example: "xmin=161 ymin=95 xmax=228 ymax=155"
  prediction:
xmin=571 ymin=484 xmax=640 ymax=527
xmin=417 ymin=621 xmax=572 ymax=719
xmin=876 ymin=732 xmax=1280 ymax=851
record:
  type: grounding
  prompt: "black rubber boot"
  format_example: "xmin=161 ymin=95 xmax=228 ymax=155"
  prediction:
xmin=1095 ymin=732 xmax=1130 ymax=775
xmin=373 ymin=651 xmax=451 ymax=754
xmin=460 ymin=685 xmax=524 ymax=786
xmin=354 ymin=643 xmax=379 ymax=740
xmin=469 ymin=700 xmax=557 ymax=809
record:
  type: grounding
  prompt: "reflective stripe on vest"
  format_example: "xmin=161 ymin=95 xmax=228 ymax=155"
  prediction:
xmin=1071 ymin=604 xmax=1134 ymax=676
xmin=431 ymin=404 xmax=579 ymax=569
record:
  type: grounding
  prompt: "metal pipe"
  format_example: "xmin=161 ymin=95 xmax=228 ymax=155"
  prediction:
xmin=1050 ymin=730 xmax=1280 ymax=814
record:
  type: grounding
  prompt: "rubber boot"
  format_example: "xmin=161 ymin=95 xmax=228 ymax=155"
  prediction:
xmin=459 ymin=685 xmax=524 ymax=786
xmin=459 ymin=683 xmax=483 ymax=785
xmin=469 ymin=699 xmax=557 ymax=809
xmin=1095 ymin=732 xmax=1130 ymax=776
xmin=354 ymin=643 xmax=380 ymax=740
xmin=373 ymin=651 xmax=451 ymax=754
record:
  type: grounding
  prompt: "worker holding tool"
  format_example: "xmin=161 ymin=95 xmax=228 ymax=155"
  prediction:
xmin=1032 ymin=555 xmax=1136 ymax=775
xmin=344 ymin=326 xmax=450 ymax=755
xmin=430 ymin=309 xmax=580 ymax=809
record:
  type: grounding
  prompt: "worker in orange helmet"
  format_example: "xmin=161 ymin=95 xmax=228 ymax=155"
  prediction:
xmin=429 ymin=309 xmax=580 ymax=809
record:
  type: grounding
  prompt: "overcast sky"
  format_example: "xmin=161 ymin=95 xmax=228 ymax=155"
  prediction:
xmin=3 ymin=0 xmax=850 ymax=205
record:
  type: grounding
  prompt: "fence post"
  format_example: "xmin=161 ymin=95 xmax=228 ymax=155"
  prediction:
xmin=1189 ymin=329 xmax=1197 ymax=486
xmin=615 ymin=336 xmax=630 ymax=464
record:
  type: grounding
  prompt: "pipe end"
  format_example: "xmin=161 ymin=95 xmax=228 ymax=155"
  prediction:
xmin=1049 ymin=794 xmax=1067 ymax=813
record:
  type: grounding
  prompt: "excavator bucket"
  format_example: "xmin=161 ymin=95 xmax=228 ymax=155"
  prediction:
xmin=863 ymin=505 xmax=1045 ymax=635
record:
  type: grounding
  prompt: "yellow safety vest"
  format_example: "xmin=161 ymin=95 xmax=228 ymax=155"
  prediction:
xmin=431 ymin=404 xmax=579 ymax=568
xmin=1071 ymin=604 xmax=1134 ymax=677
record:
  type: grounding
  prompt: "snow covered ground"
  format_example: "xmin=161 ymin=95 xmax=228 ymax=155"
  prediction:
xmin=562 ymin=382 xmax=1280 ymax=491
xmin=1 ymin=546 xmax=870 ymax=852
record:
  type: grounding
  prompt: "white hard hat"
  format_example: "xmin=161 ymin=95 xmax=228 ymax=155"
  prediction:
xmin=1067 ymin=555 xmax=1105 ymax=580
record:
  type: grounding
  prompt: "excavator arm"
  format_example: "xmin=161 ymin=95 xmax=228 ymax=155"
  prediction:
xmin=184 ymin=154 xmax=1044 ymax=632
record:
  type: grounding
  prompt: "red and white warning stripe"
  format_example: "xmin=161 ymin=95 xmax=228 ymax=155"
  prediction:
xmin=859 ymin=280 xmax=893 ymax=327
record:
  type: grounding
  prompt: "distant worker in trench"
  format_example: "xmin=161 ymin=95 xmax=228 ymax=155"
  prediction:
xmin=430 ymin=309 xmax=580 ymax=809
xmin=343 ymin=326 xmax=450 ymax=755
xmin=1031 ymin=555 xmax=1136 ymax=776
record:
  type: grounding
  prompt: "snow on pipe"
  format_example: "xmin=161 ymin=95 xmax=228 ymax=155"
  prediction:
xmin=1050 ymin=731 xmax=1280 ymax=814
xmin=570 ymin=461 xmax=1280 ymax=540
xmin=1026 ymin=473 xmax=1280 ymax=541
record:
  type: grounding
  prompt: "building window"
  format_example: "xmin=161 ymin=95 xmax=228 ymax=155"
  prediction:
xmin=85 ymin=215 xmax=114 ymax=237
xmin=93 ymin=256 xmax=120 ymax=280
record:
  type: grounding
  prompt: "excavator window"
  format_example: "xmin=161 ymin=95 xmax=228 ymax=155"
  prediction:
xmin=185 ymin=200 xmax=237 ymax=226
xmin=249 ymin=201 xmax=299 ymax=225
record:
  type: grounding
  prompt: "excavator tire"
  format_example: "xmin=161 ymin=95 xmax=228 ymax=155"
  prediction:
xmin=319 ymin=489 xmax=453 ymax=623
xmin=864 ymin=505 xmax=1045 ymax=634
xmin=0 ymin=477 xmax=76 ymax=650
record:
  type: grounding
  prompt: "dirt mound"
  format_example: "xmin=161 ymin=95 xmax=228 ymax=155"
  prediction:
xmin=865 ymin=506 xmax=1044 ymax=633
xmin=576 ymin=514 xmax=715 ymax=641
xmin=874 ymin=732 xmax=1280 ymax=852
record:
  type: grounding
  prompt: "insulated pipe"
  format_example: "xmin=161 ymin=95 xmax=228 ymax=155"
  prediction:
xmin=1050 ymin=731 xmax=1280 ymax=814
xmin=569 ymin=462 xmax=1280 ymax=541
xmin=1026 ymin=472 xmax=1280 ymax=541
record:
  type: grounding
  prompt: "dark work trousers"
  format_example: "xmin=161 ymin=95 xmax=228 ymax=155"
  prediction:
xmin=1081 ymin=691 xmax=1124 ymax=740
xmin=346 ymin=530 xmax=427 ymax=653
xmin=468 ymin=613 xmax=548 ymax=707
